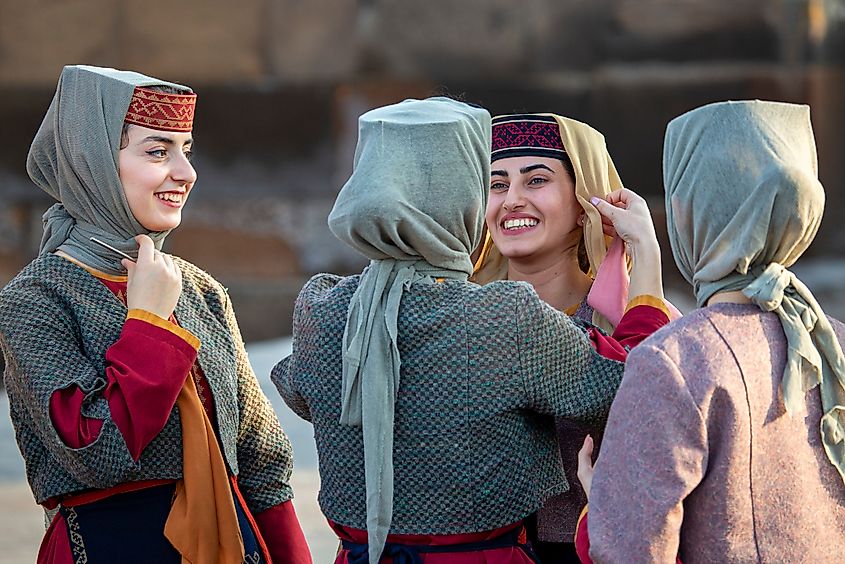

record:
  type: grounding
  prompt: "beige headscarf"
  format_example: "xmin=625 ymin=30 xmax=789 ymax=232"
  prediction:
xmin=472 ymin=114 xmax=623 ymax=331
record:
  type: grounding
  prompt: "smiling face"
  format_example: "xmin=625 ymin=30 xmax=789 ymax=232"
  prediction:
xmin=485 ymin=155 xmax=581 ymax=263
xmin=118 ymin=124 xmax=196 ymax=232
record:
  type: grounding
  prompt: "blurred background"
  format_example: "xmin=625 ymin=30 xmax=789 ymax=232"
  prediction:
xmin=1 ymin=0 xmax=845 ymax=561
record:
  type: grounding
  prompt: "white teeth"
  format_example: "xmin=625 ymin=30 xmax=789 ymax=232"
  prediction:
xmin=156 ymin=193 xmax=183 ymax=203
xmin=503 ymin=218 xmax=538 ymax=230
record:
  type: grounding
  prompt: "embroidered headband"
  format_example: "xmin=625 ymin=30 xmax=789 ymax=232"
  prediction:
xmin=491 ymin=114 xmax=566 ymax=162
xmin=124 ymin=86 xmax=196 ymax=132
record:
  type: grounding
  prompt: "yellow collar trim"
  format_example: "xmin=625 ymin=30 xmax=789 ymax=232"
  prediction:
xmin=55 ymin=251 xmax=128 ymax=282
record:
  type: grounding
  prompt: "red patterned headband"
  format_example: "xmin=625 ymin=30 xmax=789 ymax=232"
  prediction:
xmin=491 ymin=114 xmax=566 ymax=162
xmin=124 ymin=86 xmax=196 ymax=132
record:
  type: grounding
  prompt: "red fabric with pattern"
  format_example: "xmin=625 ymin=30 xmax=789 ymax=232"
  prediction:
xmin=491 ymin=114 xmax=566 ymax=161
xmin=124 ymin=86 xmax=196 ymax=132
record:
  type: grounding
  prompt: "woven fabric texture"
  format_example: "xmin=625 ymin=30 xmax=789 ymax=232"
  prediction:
xmin=0 ymin=253 xmax=293 ymax=514
xmin=274 ymin=273 xmax=624 ymax=534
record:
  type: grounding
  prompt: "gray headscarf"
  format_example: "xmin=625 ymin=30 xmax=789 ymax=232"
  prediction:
xmin=664 ymin=100 xmax=845 ymax=485
xmin=27 ymin=65 xmax=193 ymax=275
xmin=328 ymin=97 xmax=491 ymax=562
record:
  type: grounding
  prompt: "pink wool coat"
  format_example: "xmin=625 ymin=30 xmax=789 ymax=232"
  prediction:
xmin=588 ymin=302 xmax=845 ymax=563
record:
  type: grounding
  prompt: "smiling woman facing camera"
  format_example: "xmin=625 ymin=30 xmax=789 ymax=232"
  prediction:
xmin=0 ymin=65 xmax=310 ymax=564
xmin=472 ymin=114 xmax=675 ymax=562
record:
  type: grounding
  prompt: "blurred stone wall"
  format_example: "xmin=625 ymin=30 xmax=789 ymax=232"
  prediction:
xmin=1 ymin=0 xmax=844 ymax=339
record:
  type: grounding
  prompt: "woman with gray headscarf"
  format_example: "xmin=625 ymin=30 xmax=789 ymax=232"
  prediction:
xmin=574 ymin=100 xmax=845 ymax=563
xmin=0 ymin=65 xmax=310 ymax=563
xmin=272 ymin=96 xmax=669 ymax=563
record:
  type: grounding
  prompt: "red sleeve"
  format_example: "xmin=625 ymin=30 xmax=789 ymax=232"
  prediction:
xmin=49 ymin=310 xmax=199 ymax=460
xmin=254 ymin=501 xmax=313 ymax=564
xmin=587 ymin=302 xmax=671 ymax=362
xmin=574 ymin=506 xmax=593 ymax=564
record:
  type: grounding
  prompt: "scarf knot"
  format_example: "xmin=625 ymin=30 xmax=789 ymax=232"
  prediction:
xmin=743 ymin=263 xmax=791 ymax=311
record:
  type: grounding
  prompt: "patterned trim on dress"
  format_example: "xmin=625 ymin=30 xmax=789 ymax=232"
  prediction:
xmin=65 ymin=507 xmax=89 ymax=564
xmin=124 ymin=87 xmax=196 ymax=132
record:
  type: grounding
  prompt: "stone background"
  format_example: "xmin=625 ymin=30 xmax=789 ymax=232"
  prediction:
xmin=1 ymin=0 xmax=844 ymax=340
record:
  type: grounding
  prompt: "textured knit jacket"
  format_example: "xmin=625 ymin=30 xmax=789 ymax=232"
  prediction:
xmin=0 ymin=253 xmax=294 ymax=514
xmin=273 ymin=273 xmax=624 ymax=534
xmin=589 ymin=303 xmax=845 ymax=563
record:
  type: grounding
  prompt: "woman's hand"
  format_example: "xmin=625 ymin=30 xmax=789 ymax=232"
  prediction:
xmin=577 ymin=435 xmax=595 ymax=500
xmin=123 ymin=235 xmax=182 ymax=320
xmin=591 ymin=188 xmax=664 ymax=300
xmin=590 ymin=188 xmax=658 ymax=249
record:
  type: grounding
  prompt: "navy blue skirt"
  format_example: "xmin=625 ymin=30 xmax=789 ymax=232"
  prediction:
xmin=57 ymin=483 xmax=266 ymax=563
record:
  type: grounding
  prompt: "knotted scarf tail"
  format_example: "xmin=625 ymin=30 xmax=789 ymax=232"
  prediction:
xmin=164 ymin=376 xmax=244 ymax=564
xmin=744 ymin=263 xmax=845 ymax=488
xmin=819 ymin=347 xmax=845 ymax=487
xmin=821 ymin=405 xmax=845 ymax=486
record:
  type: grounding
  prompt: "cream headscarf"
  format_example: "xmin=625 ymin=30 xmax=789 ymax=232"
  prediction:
xmin=328 ymin=97 xmax=490 ymax=563
xmin=664 ymin=99 xmax=845 ymax=485
xmin=472 ymin=114 xmax=623 ymax=332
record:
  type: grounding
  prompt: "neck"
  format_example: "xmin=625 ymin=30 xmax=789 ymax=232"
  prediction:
xmin=507 ymin=249 xmax=592 ymax=312
xmin=707 ymin=290 xmax=752 ymax=306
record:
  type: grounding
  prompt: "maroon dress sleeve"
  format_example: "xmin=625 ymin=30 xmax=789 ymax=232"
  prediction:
xmin=574 ymin=506 xmax=592 ymax=563
xmin=49 ymin=309 xmax=199 ymax=460
xmin=254 ymin=501 xmax=313 ymax=564
xmin=587 ymin=296 xmax=671 ymax=361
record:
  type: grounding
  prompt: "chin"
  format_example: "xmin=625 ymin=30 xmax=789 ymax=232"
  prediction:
xmin=142 ymin=216 xmax=182 ymax=232
xmin=496 ymin=244 xmax=538 ymax=260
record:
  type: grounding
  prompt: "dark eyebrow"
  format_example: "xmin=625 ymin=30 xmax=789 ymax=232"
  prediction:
xmin=141 ymin=135 xmax=193 ymax=146
xmin=491 ymin=169 xmax=508 ymax=177
xmin=520 ymin=163 xmax=554 ymax=174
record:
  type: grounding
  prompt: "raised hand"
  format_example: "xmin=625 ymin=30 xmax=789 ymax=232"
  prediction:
xmin=589 ymin=188 xmax=658 ymax=249
xmin=590 ymin=188 xmax=664 ymax=301
xmin=122 ymin=235 xmax=182 ymax=320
